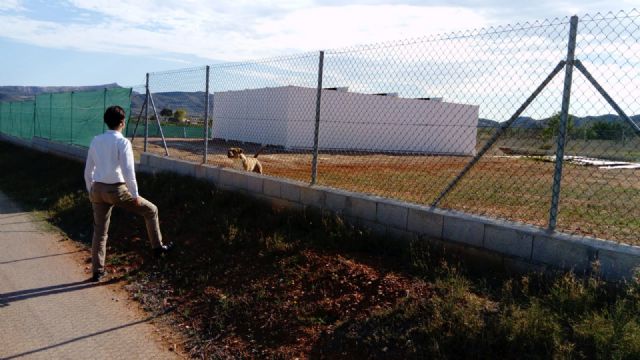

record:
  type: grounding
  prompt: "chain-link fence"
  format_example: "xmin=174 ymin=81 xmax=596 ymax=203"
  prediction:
xmin=0 ymin=88 xmax=131 ymax=147
xmin=0 ymin=9 xmax=619 ymax=244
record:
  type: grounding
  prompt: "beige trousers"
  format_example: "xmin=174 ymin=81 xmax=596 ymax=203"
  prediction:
xmin=90 ymin=182 xmax=163 ymax=274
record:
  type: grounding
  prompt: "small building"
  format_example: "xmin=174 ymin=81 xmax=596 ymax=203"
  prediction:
xmin=212 ymin=85 xmax=478 ymax=155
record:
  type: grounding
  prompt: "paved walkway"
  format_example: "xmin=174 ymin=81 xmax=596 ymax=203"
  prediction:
xmin=0 ymin=192 xmax=178 ymax=359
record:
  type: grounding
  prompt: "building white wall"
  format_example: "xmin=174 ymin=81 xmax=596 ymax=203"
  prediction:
xmin=213 ymin=86 xmax=478 ymax=155
xmin=212 ymin=87 xmax=290 ymax=146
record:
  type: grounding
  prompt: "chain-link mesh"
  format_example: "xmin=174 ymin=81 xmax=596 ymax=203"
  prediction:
xmin=131 ymin=67 xmax=208 ymax=163
xmin=130 ymin=10 xmax=640 ymax=244
xmin=554 ymin=10 xmax=640 ymax=242
xmin=127 ymin=84 xmax=148 ymax=159
xmin=207 ymin=54 xmax=320 ymax=181
xmin=321 ymin=18 xmax=570 ymax=230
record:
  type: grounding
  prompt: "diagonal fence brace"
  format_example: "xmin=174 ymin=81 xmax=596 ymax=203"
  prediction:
xmin=431 ymin=60 xmax=566 ymax=207
xmin=574 ymin=60 xmax=640 ymax=137
xmin=147 ymin=91 xmax=170 ymax=157
xmin=130 ymin=95 xmax=147 ymax=143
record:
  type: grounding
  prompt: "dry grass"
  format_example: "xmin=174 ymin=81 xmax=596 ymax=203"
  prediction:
xmin=134 ymin=138 xmax=640 ymax=244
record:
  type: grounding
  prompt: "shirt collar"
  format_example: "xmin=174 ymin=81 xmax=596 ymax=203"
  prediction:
xmin=106 ymin=130 xmax=123 ymax=137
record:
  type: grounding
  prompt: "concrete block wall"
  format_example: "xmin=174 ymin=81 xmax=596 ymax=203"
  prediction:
xmin=14 ymin=136 xmax=89 ymax=162
xmin=140 ymin=152 xmax=640 ymax=282
xmin=2 ymin=133 xmax=638 ymax=282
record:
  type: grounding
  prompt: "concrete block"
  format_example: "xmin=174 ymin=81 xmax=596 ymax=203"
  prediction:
xmin=387 ymin=226 xmax=416 ymax=243
xmin=136 ymin=164 xmax=153 ymax=174
xmin=205 ymin=166 xmax=220 ymax=184
xmin=377 ymin=201 xmax=408 ymax=230
xmin=268 ymin=197 xmax=303 ymax=211
xmin=263 ymin=178 xmax=281 ymax=197
xmin=598 ymin=248 xmax=640 ymax=281
xmin=246 ymin=174 xmax=264 ymax=194
xmin=280 ymin=181 xmax=301 ymax=203
xmin=531 ymin=234 xmax=595 ymax=273
xmin=347 ymin=195 xmax=376 ymax=221
xmin=503 ymin=257 xmax=547 ymax=276
xmin=325 ymin=191 xmax=347 ymax=213
xmin=195 ymin=165 xmax=207 ymax=179
xmin=74 ymin=146 xmax=87 ymax=156
xmin=172 ymin=159 xmax=196 ymax=177
xmin=219 ymin=169 xmax=243 ymax=190
xmin=147 ymin=154 xmax=166 ymax=170
xmin=300 ymin=186 xmax=325 ymax=209
xmin=139 ymin=153 xmax=150 ymax=166
xmin=442 ymin=215 xmax=484 ymax=247
xmin=359 ymin=219 xmax=387 ymax=237
xmin=456 ymin=245 xmax=504 ymax=273
xmin=232 ymin=171 xmax=248 ymax=191
xmin=484 ymin=224 xmax=533 ymax=260
xmin=407 ymin=208 xmax=444 ymax=239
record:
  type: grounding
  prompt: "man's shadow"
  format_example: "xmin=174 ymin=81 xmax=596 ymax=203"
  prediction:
xmin=0 ymin=277 xmax=119 ymax=308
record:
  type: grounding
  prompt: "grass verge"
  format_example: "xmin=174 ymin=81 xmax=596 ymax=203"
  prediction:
xmin=2 ymin=141 xmax=640 ymax=359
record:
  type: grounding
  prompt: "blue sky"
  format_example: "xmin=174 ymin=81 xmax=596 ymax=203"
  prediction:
xmin=0 ymin=0 xmax=637 ymax=87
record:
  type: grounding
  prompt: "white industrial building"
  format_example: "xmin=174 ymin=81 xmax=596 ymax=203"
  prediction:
xmin=211 ymin=86 xmax=479 ymax=155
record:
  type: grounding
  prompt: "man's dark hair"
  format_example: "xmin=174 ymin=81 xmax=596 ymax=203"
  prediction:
xmin=104 ymin=106 xmax=126 ymax=130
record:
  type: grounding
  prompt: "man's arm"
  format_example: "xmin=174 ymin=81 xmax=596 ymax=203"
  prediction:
xmin=84 ymin=146 xmax=95 ymax=193
xmin=120 ymin=139 xmax=139 ymax=199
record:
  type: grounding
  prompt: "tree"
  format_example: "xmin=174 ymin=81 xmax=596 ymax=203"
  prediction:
xmin=160 ymin=108 xmax=173 ymax=117
xmin=174 ymin=108 xmax=187 ymax=123
xmin=588 ymin=121 xmax=624 ymax=140
xmin=542 ymin=112 xmax=574 ymax=143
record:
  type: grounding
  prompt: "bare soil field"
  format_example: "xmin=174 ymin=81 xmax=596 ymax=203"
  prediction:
xmin=134 ymin=138 xmax=640 ymax=244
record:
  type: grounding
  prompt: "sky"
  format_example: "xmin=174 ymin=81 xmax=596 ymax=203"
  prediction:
xmin=0 ymin=0 xmax=637 ymax=87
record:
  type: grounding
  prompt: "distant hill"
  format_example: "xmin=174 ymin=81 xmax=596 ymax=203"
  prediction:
xmin=0 ymin=83 xmax=121 ymax=102
xmin=130 ymin=91 xmax=213 ymax=118
xmin=479 ymin=116 xmax=543 ymax=128
xmin=479 ymin=114 xmax=640 ymax=129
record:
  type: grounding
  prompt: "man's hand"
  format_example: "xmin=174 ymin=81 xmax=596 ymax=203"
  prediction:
xmin=133 ymin=197 xmax=143 ymax=206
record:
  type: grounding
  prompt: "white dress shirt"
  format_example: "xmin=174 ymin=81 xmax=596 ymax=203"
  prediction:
xmin=84 ymin=130 xmax=139 ymax=198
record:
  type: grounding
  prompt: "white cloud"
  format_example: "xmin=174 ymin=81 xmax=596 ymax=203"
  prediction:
xmin=0 ymin=2 xmax=489 ymax=61
xmin=0 ymin=0 xmax=23 ymax=11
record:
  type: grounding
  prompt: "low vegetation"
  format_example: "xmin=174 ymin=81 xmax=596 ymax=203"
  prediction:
xmin=2 ymin=141 xmax=640 ymax=359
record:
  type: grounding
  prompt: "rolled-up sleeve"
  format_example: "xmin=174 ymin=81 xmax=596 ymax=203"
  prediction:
xmin=120 ymin=139 xmax=139 ymax=198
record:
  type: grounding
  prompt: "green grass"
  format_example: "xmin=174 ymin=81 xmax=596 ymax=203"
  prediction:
xmin=2 ymin=141 xmax=640 ymax=359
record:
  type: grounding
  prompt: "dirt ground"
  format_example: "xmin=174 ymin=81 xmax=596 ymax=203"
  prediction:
xmin=133 ymin=138 xmax=640 ymax=244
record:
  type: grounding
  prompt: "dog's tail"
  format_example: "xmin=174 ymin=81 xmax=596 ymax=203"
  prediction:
xmin=254 ymin=145 xmax=267 ymax=158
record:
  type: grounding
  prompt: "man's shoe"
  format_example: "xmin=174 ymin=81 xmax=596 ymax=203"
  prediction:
xmin=91 ymin=270 xmax=106 ymax=282
xmin=153 ymin=242 xmax=175 ymax=257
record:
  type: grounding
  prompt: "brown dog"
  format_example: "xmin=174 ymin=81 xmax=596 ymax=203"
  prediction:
xmin=227 ymin=147 xmax=263 ymax=174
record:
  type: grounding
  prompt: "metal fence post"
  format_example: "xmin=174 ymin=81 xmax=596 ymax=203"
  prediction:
xmin=311 ymin=50 xmax=325 ymax=185
xmin=103 ymin=88 xmax=107 ymax=133
xmin=70 ymin=91 xmax=74 ymax=145
xmin=18 ymin=102 xmax=21 ymax=136
xmin=203 ymin=65 xmax=210 ymax=164
xmin=49 ymin=93 xmax=52 ymax=140
xmin=33 ymin=99 xmax=37 ymax=138
xmin=144 ymin=73 xmax=149 ymax=153
xmin=548 ymin=15 xmax=578 ymax=231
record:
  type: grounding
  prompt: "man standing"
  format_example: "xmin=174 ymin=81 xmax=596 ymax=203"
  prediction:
xmin=84 ymin=105 xmax=173 ymax=282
